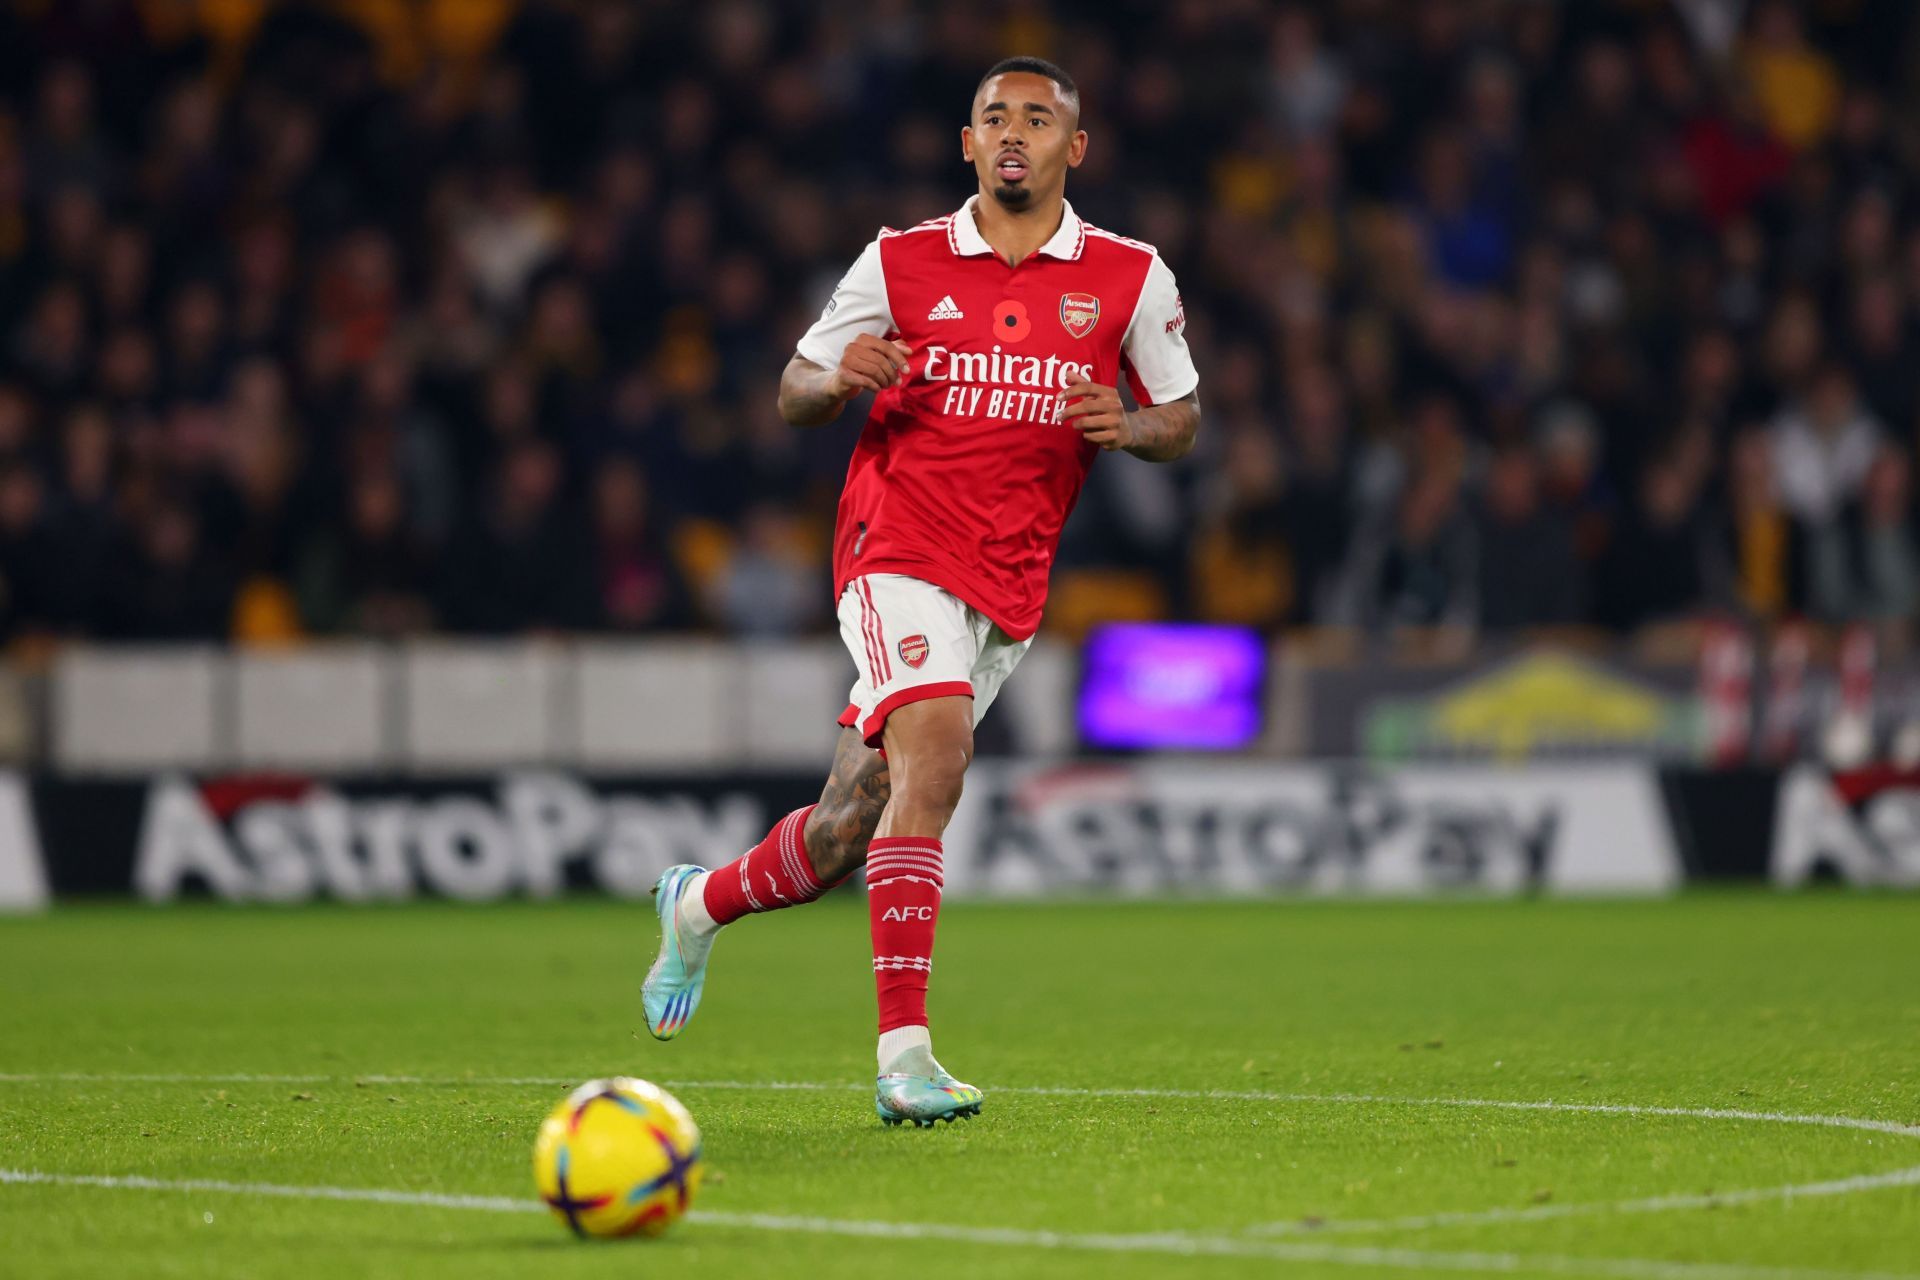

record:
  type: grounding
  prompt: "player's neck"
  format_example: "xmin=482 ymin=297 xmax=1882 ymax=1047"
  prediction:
xmin=970 ymin=188 xmax=1066 ymax=267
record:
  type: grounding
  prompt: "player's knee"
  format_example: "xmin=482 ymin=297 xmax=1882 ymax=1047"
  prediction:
xmin=900 ymin=759 xmax=967 ymax=818
xmin=888 ymin=720 xmax=972 ymax=824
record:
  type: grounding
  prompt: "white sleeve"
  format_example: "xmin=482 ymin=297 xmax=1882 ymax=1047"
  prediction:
xmin=795 ymin=238 xmax=893 ymax=369
xmin=1121 ymin=254 xmax=1199 ymax=406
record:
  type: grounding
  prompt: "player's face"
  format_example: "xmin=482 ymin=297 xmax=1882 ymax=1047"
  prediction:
xmin=962 ymin=73 xmax=1086 ymax=210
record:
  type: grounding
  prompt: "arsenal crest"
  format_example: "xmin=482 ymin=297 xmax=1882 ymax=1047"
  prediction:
xmin=1059 ymin=292 xmax=1100 ymax=339
xmin=898 ymin=634 xmax=930 ymax=669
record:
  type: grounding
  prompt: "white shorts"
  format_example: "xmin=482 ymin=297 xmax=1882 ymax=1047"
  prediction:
xmin=836 ymin=573 xmax=1033 ymax=748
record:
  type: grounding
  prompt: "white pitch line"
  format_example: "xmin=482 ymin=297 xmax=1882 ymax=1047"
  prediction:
xmin=3 ymin=1072 xmax=1916 ymax=1142
xmin=1248 ymin=1163 xmax=1920 ymax=1237
xmin=1000 ymin=1087 xmax=1920 ymax=1142
xmin=0 ymin=1072 xmax=339 ymax=1085
xmin=0 ymin=1168 xmax=537 ymax=1214
xmin=1 ymin=1168 xmax=1914 ymax=1280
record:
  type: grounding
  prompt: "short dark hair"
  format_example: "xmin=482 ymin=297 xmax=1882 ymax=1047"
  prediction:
xmin=975 ymin=56 xmax=1079 ymax=112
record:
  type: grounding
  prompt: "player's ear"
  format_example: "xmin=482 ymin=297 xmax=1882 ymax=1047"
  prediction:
xmin=960 ymin=124 xmax=975 ymax=162
xmin=1067 ymin=129 xmax=1088 ymax=169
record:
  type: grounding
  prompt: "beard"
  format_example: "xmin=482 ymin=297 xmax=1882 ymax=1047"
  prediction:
xmin=990 ymin=182 xmax=1034 ymax=209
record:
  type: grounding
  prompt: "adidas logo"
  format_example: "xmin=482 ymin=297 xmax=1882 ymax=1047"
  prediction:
xmin=928 ymin=295 xmax=965 ymax=320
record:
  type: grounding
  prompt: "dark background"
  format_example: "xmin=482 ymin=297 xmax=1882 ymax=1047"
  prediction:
xmin=2 ymin=0 xmax=1918 ymax=652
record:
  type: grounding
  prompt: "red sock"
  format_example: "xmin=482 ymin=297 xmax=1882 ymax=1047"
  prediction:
xmin=866 ymin=836 xmax=944 ymax=1034
xmin=701 ymin=806 xmax=826 ymax=925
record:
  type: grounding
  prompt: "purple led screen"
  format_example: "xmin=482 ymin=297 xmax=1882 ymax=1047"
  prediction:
xmin=1077 ymin=624 xmax=1264 ymax=750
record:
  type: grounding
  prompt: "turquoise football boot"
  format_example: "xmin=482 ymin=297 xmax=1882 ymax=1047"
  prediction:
xmin=642 ymin=865 xmax=712 ymax=1040
xmin=875 ymin=1046 xmax=985 ymax=1127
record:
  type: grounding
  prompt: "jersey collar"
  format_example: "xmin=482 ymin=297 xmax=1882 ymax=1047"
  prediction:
xmin=948 ymin=195 xmax=1085 ymax=261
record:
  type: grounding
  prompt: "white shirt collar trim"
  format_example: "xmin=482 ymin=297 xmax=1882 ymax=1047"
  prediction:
xmin=948 ymin=195 xmax=1085 ymax=261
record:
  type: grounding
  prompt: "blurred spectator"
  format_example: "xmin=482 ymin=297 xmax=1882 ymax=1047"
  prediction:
xmin=13 ymin=280 xmax=90 ymax=404
xmin=45 ymin=402 xmax=117 ymax=631
xmin=1190 ymin=428 xmax=1293 ymax=630
xmin=711 ymin=503 xmax=825 ymax=637
xmin=1740 ymin=1 xmax=1840 ymax=151
xmin=1807 ymin=448 xmax=1919 ymax=625
xmin=1682 ymin=81 xmax=1791 ymax=230
xmin=1843 ymin=276 xmax=1915 ymax=433
xmin=296 ymin=469 xmax=435 ymax=637
xmin=1266 ymin=7 xmax=1345 ymax=142
xmin=437 ymin=437 xmax=595 ymax=634
xmin=1337 ymin=467 xmax=1477 ymax=633
xmin=591 ymin=456 xmax=692 ymax=632
xmin=1705 ymin=430 xmax=1805 ymax=622
xmin=26 ymin=60 xmax=113 ymax=195
xmin=457 ymin=163 xmax=563 ymax=314
xmin=1770 ymin=364 xmax=1884 ymax=525
xmin=1278 ymin=365 xmax=1357 ymax=623
xmin=1534 ymin=402 xmax=1615 ymax=571
xmin=0 ymin=458 xmax=59 ymax=638
xmin=1406 ymin=128 xmax=1512 ymax=290
xmin=99 ymin=498 xmax=235 ymax=641
xmin=1475 ymin=445 xmax=1585 ymax=630
xmin=1601 ymin=453 xmax=1712 ymax=631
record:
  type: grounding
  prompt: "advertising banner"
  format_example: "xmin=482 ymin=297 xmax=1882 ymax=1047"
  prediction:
xmin=20 ymin=760 xmax=1920 ymax=905
xmin=29 ymin=771 xmax=821 ymax=903
xmin=1770 ymin=765 xmax=1920 ymax=888
xmin=0 ymin=773 xmax=47 ymax=912
xmin=941 ymin=761 xmax=1682 ymax=897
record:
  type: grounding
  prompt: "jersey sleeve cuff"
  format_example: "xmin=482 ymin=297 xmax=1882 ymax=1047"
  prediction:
xmin=794 ymin=338 xmax=839 ymax=370
xmin=1137 ymin=369 xmax=1200 ymax=408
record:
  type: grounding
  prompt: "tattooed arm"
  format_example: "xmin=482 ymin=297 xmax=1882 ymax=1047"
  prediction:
xmin=1058 ymin=385 xmax=1201 ymax=462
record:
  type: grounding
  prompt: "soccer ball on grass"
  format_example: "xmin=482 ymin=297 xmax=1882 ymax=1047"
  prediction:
xmin=532 ymin=1077 xmax=704 ymax=1238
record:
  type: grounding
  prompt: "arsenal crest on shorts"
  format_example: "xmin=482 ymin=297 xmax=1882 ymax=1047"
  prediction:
xmin=898 ymin=634 xmax=930 ymax=669
xmin=1059 ymin=292 xmax=1100 ymax=339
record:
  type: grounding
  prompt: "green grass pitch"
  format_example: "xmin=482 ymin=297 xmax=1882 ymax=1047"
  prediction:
xmin=2 ymin=893 xmax=1917 ymax=1278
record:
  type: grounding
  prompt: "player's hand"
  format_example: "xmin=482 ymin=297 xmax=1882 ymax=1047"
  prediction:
xmin=829 ymin=334 xmax=914 ymax=399
xmin=1059 ymin=381 xmax=1134 ymax=450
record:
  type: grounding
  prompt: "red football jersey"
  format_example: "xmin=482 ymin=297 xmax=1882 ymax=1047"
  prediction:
xmin=796 ymin=197 xmax=1198 ymax=641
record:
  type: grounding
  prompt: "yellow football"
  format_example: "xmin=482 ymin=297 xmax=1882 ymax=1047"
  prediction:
xmin=532 ymin=1077 xmax=704 ymax=1238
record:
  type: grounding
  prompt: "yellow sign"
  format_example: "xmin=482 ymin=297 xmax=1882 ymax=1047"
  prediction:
xmin=1396 ymin=653 xmax=1676 ymax=761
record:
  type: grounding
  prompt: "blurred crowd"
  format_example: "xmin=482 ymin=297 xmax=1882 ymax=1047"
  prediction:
xmin=2 ymin=0 xmax=1919 ymax=648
